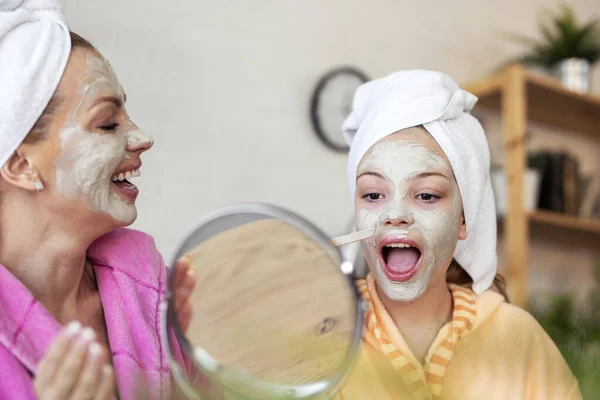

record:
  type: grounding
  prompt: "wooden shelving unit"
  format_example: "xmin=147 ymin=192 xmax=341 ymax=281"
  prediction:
xmin=529 ymin=211 xmax=600 ymax=234
xmin=463 ymin=64 xmax=600 ymax=308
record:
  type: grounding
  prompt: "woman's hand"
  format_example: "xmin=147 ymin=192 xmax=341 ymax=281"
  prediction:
xmin=173 ymin=255 xmax=197 ymax=333
xmin=34 ymin=321 xmax=114 ymax=400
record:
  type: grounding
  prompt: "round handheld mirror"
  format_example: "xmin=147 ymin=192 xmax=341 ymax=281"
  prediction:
xmin=164 ymin=204 xmax=365 ymax=400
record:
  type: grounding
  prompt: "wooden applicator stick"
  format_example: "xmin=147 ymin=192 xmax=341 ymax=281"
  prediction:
xmin=330 ymin=228 xmax=375 ymax=247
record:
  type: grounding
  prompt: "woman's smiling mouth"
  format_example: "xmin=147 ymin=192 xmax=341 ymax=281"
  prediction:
xmin=110 ymin=161 xmax=141 ymax=203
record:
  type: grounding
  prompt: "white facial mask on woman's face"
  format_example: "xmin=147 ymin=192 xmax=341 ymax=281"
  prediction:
xmin=355 ymin=140 xmax=463 ymax=302
xmin=53 ymin=54 xmax=153 ymax=224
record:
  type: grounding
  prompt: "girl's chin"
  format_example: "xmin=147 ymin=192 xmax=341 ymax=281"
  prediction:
xmin=374 ymin=273 xmax=428 ymax=302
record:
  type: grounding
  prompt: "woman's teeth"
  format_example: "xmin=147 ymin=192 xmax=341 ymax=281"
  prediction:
xmin=111 ymin=168 xmax=140 ymax=182
xmin=385 ymin=243 xmax=413 ymax=248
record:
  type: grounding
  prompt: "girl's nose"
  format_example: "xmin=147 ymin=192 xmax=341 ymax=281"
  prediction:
xmin=382 ymin=210 xmax=414 ymax=227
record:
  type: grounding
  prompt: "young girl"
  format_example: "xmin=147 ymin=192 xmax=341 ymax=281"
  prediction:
xmin=336 ymin=70 xmax=581 ymax=400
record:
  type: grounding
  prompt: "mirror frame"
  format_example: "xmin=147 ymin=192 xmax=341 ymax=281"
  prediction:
xmin=164 ymin=203 xmax=366 ymax=399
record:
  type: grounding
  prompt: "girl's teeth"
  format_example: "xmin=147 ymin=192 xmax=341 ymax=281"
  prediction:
xmin=125 ymin=171 xmax=132 ymax=180
xmin=111 ymin=175 xmax=118 ymax=182
xmin=119 ymin=173 xmax=125 ymax=181
xmin=385 ymin=243 xmax=412 ymax=248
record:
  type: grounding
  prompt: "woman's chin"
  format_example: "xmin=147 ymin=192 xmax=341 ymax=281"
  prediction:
xmin=113 ymin=216 xmax=136 ymax=228
xmin=112 ymin=209 xmax=137 ymax=227
xmin=91 ymin=202 xmax=137 ymax=229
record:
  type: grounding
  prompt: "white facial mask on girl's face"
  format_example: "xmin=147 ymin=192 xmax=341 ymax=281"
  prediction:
xmin=53 ymin=54 xmax=153 ymax=224
xmin=355 ymin=140 xmax=462 ymax=301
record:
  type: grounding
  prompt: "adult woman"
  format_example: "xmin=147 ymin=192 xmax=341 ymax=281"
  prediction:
xmin=336 ymin=70 xmax=581 ymax=399
xmin=0 ymin=2 xmax=196 ymax=399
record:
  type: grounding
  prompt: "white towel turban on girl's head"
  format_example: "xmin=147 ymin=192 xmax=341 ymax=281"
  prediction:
xmin=342 ymin=70 xmax=497 ymax=294
xmin=0 ymin=0 xmax=71 ymax=167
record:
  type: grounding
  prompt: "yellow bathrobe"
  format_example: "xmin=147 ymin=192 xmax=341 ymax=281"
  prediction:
xmin=335 ymin=275 xmax=582 ymax=400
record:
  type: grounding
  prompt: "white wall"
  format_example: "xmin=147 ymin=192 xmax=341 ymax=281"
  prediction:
xmin=63 ymin=0 xmax=600 ymax=263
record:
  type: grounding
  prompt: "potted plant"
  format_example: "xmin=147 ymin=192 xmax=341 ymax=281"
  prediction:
xmin=503 ymin=4 xmax=600 ymax=93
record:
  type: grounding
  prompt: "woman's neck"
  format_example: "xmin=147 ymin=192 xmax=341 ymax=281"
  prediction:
xmin=0 ymin=200 xmax=104 ymax=321
xmin=376 ymin=277 xmax=453 ymax=363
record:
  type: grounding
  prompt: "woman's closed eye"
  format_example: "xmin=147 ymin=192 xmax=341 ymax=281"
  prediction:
xmin=99 ymin=122 xmax=119 ymax=132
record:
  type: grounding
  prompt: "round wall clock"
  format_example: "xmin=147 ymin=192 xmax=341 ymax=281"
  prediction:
xmin=310 ymin=67 xmax=369 ymax=152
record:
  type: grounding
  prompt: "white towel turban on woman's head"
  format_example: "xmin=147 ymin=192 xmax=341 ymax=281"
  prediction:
xmin=0 ymin=0 xmax=71 ymax=167
xmin=342 ymin=70 xmax=497 ymax=294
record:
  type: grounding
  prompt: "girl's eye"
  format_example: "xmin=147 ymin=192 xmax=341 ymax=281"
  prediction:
xmin=416 ymin=193 xmax=440 ymax=202
xmin=99 ymin=123 xmax=119 ymax=131
xmin=362 ymin=193 xmax=384 ymax=202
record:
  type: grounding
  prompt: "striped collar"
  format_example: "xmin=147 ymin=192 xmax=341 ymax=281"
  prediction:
xmin=357 ymin=275 xmax=477 ymax=400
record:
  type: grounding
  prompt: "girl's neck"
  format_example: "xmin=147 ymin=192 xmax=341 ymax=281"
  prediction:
xmin=376 ymin=278 xmax=453 ymax=363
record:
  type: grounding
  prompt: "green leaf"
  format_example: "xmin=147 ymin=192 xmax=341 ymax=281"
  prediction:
xmin=501 ymin=3 xmax=600 ymax=66
xmin=578 ymin=21 xmax=600 ymax=56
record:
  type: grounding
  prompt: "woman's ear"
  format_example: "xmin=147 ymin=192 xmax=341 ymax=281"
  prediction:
xmin=458 ymin=213 xmax=467 ymax=240
xmin=0 ymin=149 xmax=42 ymax=192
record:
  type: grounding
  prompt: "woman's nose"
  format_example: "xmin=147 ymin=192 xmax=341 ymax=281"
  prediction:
xmin=126 ymin=130 xmax=154 ymax=154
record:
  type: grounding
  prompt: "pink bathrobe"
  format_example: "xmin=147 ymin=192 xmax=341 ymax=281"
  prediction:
xmin=0 ymin=228 xmax=197 ymax=399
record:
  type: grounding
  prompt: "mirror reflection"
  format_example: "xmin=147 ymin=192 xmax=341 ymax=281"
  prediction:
xmin=178 ymin=215 xmax=357 ymax=392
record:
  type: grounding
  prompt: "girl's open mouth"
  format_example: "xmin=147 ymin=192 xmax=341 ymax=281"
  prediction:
xmin=378 ymin=238 xmax=422 ymax=282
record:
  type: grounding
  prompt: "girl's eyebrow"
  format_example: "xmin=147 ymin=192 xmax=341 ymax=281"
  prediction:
xmin=357 ymin=171 xmax=385 ymax=181
xmin=410 ymin=171 xmax=449 ymax=180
